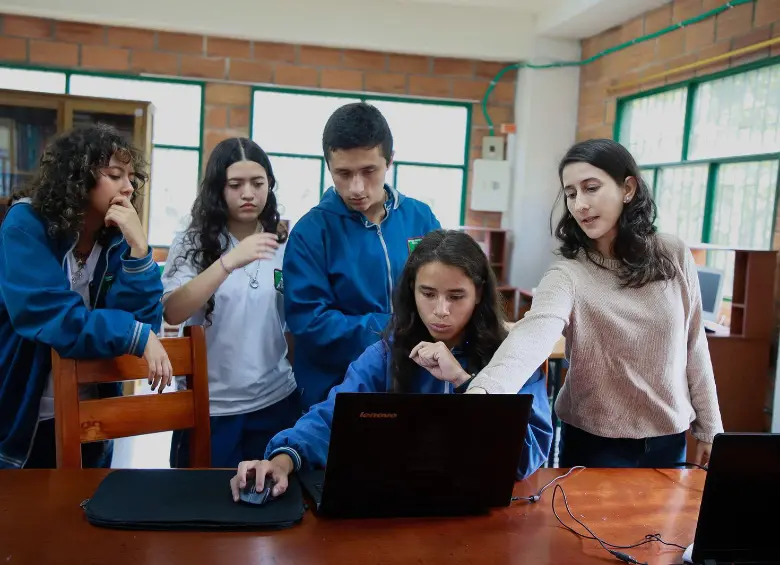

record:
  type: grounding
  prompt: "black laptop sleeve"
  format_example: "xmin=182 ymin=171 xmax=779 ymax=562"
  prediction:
xmin=81 ymin=469 xmax=305 ymax=531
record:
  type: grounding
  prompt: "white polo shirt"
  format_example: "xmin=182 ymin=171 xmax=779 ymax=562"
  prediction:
xmin=162 ymin=230 xmax=296 ymax=417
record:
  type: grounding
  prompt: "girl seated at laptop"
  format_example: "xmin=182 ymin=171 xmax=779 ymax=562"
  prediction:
xmin=0 ymin=123 xmax=169 ymax=469
xmin=162 ymin=138 xmax=299 ymax=469
xmin=230 ymin=229 xmax=553 ymax=499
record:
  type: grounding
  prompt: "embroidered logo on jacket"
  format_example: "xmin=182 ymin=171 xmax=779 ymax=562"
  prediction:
xmin=407 ymin=237 xmax=423 ymax=253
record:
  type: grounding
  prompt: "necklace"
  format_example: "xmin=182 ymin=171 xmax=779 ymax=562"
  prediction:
xmin=243 ymin=261 xmax=261 ymax=289
xmin=70 ymin=249 xmax=90 ymax=285
xmin=229 ymin=224 xmax=264 ymax=289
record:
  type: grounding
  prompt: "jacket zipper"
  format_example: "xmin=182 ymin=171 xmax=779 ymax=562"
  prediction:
xmin=93 ymin=240 xmax=122 ymax=307
xmin=376 ymin=225 xmax=394 ymax=313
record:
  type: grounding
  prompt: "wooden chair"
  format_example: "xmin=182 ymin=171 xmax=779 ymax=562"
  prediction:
xmin=52 ymin=325 xmax=211 ymax=469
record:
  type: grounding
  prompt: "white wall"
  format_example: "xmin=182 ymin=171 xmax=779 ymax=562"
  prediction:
xmin=506 ymin=37 xmax=581 ymax=291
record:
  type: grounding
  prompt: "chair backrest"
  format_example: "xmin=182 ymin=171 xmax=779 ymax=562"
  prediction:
xmin=52 ymin=325 xmax=211 ymax=469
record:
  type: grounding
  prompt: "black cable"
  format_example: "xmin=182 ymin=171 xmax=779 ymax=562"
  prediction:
xmin=512 ymin=467 xmax=691 ymax=565
xmin=673 ymin=461 xmax=708 ymax=471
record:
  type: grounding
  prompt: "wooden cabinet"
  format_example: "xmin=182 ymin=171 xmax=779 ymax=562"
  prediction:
xmin=0 ymin=89 xmax=154 ymax=232
xmin=689 ymin=245 xmax=778 ymax=434
xmin=460 ymin=226 xmax=519 ymax=320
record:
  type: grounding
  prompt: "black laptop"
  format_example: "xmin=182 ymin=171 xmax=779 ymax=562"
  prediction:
xmin=684 ymin=433 xmax=780 ymax=564
xmin=297 ymin=392 xmax=534 ymax=519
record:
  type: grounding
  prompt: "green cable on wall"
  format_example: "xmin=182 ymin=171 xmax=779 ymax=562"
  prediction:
xmin=482 ymin=0 xmax=755 ymax=134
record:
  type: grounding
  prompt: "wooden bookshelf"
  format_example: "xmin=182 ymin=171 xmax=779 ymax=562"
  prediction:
xmin=688 ymin=244 xmax=777 ymax=437
xmin=460 ymin=227 xmax=519 ymax=320
xmin=0 ymin=89 xmax=154 ymax=234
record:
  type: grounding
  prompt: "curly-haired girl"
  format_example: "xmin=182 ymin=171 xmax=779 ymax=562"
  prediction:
xmin=469 ymin=138 xmax=723 ymax=469
xmin=0 ymin=123 xmax=171 ymax=469
xmin=162 ymin=137 xmax=298 ymax=469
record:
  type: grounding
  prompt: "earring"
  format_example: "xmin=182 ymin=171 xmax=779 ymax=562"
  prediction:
xmin=624 ymin=198 xmax=630 ymax=203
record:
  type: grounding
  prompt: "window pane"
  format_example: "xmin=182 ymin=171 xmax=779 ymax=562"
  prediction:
xmin=689 ymin=64 xmax=780 ymax=159
xmin=0 ymin=67 xmax=66 ymax=93
xmin=655 ymin=165 xmax=708 ymax=244
xmin=369 ymin=100 xmax=468 ymax=165
xmin=640 ymin=168 xmax=656 ymax=195
xmin=148 ymin=148 xmax=200 ymax=247
xmin=710 ymin=160 xmax=779 ymax=249
xmin=252 ymin=91 xmax=359 ymax=156
xmin=271 ymin=156 xmax=323 ymax=229
xmin=619 ymin=88 xmax=687 ymax=164
xmin=68 ymin=75 xmax=202 ymax=147
xmin=394 ymin=165 xmax=463 ymax=228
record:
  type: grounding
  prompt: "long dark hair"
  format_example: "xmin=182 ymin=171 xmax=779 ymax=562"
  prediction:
xmin=14 ymin=123 xmax=147 ymax=245
xmin=552 ymin=138 xmax=676 ymax=288
xmin=170 ymin=137 xmax=287 ymax=323
xmin=387 ymin=229 xmax=507 ymax=392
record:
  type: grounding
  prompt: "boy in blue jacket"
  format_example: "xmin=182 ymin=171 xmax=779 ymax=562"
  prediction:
xmin=230 ymin=230 xmax=553 ymax=498
xmin=283 ymin=102 xmax=441 ymax=410
xmin=0 ymin=124 xmax=171 ymax=469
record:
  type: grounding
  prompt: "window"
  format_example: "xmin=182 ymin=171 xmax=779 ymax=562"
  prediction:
xmin=68 ymin=75 xmax=203 ymax=247
xmin=617 ymin=60 xmax=780 ymax=298
xmin=0 ymin=67 xmax=66 ymax=94
xmin=251 ymin=87 xmax=470 ymax=229
xmin=0 ymin=65 xmax=204 ymax=247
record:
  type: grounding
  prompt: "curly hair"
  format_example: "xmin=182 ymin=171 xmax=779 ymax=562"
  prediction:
xmin=170 ymin=137 xmax=287 ymax=324
xmin=386 ymin=229 xmax=508 ymax=393
xmin=14 ymin=123 xmax=148 ymax=245
xmin=552 ymin=138 xmax=676 ymax=288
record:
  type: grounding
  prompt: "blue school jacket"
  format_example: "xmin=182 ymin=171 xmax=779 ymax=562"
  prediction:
xmin=266 ymin=341 xmax=553 ymax=480
xmin=282 ymin=185 xmax=440 ymax=409
xmin=0 ymin=201 xmax=163 ymax=468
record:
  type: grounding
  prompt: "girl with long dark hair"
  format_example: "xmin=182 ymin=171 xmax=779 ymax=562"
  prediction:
xmin=467 ymin=138 xmax=723 ymax=469
xmin=229 ymin=229 xmax=552 ymax=498
xmin=162 ymin=137 xmax=298 ymax=469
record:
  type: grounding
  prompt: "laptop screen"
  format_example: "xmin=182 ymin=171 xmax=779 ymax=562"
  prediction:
xmin=693 ymin=434 xmax=780 ymax=563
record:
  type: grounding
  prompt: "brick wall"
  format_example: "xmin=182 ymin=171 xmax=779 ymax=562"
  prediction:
xmin=576 ymin=0 xmax=780 ymax=141
xmin=0 ymin=13 xmax=517 ymax=227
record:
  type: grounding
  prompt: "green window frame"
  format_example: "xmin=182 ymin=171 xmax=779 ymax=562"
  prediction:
xmin=615 ymin=57 xmax=780 ymax=298
xmin=0 ymin=63 xmax=206 ymax=248
xmin=249 ymin=86 xmax=472 ymax=229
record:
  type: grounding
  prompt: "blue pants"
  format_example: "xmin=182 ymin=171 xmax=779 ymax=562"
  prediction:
xmin=170 ymin=390 xmax=301 ymax=469
xmin=559 ymin=422 xmax=687 ymax=468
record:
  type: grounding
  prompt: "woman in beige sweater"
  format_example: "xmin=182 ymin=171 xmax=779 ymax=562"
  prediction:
xmin=467 ymin=138 xmax=722 ymax=469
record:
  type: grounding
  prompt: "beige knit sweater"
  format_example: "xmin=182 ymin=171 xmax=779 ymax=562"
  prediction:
xmin=471 ymin=233 xmax=724 ymax=443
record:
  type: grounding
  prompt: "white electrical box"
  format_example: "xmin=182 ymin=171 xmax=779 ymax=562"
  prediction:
xmin=481 ymin=136 xmax=505 ymax=160
xmin=471 ymin=158 xmax=511 ymax=212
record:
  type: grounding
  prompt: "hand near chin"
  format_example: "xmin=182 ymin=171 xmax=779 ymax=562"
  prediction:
xmin=409 ymin=341 xmax=470 ymax=386
xmin=105 ymin=196 xmax=147 ymax=258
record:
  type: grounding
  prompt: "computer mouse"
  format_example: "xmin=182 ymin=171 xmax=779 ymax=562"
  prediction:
xmin=238 ymin=478 xmax=276 ymax=506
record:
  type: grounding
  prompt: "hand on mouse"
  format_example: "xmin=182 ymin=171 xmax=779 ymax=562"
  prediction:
xmin=230 ymin=454 xmax=294 ymax=502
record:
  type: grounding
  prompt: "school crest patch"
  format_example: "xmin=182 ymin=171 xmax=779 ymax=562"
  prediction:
xmin=273 ymin=269 xmax=284 ymax=293
xmin=407 ymin=237 xmax=423 ymax=253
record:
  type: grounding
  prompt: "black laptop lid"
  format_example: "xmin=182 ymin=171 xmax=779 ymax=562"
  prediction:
xmin=692 ymin=433 xmax=780 ymax=564
xmin=319 ymin=392 xmax=533 ymax=517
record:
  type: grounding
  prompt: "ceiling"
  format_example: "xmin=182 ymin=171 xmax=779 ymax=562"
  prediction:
xmin=392 ymin=0 xmax=558 ymax=13
xmin=0 ymin=0 xmax=669 ymax=61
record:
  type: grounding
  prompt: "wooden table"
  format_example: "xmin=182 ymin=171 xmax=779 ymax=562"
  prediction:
xmin=0 ymin=468 xmax=704 ymax=564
